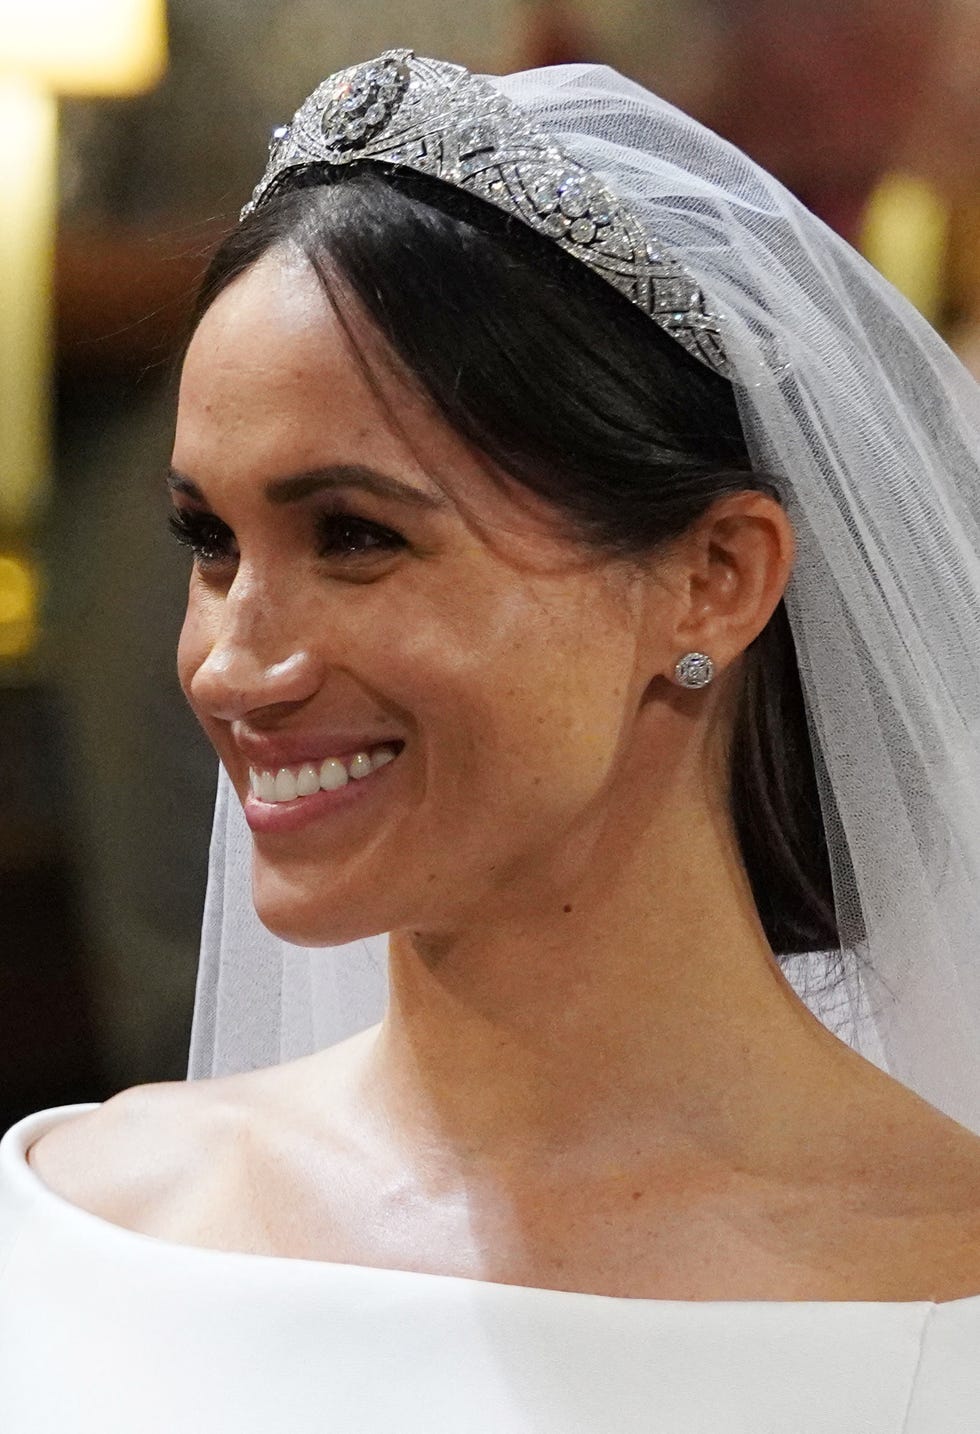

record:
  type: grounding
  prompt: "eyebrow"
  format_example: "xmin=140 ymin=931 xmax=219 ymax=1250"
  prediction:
xmin=166 ymin=463 xmax=449 ymax=511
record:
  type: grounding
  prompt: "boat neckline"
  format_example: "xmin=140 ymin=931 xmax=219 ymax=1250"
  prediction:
xmin=7 ymin=1101 xmax=980 ymax=1310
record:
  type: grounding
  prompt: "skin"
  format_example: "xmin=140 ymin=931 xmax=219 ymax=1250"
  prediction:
xmin=73 ymin=239 xmax=980 ymax=1297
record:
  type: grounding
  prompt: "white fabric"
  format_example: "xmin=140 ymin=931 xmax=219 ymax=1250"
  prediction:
xmin=189 ymin=58 xmax=980 ymax=1144
xmin=3 ymin=1104 xmax=980 ymax=1433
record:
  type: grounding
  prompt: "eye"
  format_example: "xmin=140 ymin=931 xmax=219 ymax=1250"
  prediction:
xmin=315 ymin=509 xmax=405 ymax=559
xmin=167 ymin=507 xmax=236 ymax=568
xmin=166 ymin=503 xmax=405 ymax=568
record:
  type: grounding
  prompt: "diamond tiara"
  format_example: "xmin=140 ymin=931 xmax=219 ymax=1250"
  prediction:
xmin=241 ymin=48 xmax=732 ymax=379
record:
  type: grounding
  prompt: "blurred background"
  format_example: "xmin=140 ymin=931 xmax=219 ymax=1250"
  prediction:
xmin=3 ymin=0 xmax=980 ymax=1132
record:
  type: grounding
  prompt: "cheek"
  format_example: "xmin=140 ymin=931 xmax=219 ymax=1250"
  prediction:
xmin=410 ymin=602 xmax=630 ymax=825
xmin=503 ymin=665 xmax=626 ymax=808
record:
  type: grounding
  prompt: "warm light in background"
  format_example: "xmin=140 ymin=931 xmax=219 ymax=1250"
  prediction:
xmin=0 ymin=79 xmax=57 ymax=533
xmin=0 ymin=0 xmax=167 ymax=603
xmin=859 ymin=172 xmax=950 ymax=329
xmin=0 ymin=0 xmax=166 ymax=95
xmin=0 ymin=554 xmax=40 ymax=659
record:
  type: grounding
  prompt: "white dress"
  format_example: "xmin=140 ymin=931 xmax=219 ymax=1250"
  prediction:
xmin=2 ymin=1104 xmax=980 ymax=1432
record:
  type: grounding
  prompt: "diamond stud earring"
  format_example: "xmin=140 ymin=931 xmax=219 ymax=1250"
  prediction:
xmin=674 ymin=652 xmax=715 ymax=688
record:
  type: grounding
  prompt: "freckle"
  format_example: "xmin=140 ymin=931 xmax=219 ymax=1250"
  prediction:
xmin=427 ymin=872 xmax=437 ymax=882
xmin=563 ymin=904 xmax=572 ymax=913
xmin=631 ymin=1191 xmax=643 ymax=1201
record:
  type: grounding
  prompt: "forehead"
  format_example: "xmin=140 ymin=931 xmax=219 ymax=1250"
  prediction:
xmin=173 ymin=244 xmax=579 ymax=563
xmin=177 ymin=248 xmax=416 ymax=468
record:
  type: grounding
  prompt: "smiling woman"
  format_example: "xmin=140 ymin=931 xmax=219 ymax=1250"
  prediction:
xmin=3 ymin=48 xmax=980 ymax=1434
xmin=170 ymin=167 xmax=835 ymax=964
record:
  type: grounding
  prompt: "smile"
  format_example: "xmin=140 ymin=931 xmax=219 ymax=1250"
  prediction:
xmin=249 ymin=741 xmax=402 ymax=803
xmin=243 ymin=741 xmax=405 ymax=836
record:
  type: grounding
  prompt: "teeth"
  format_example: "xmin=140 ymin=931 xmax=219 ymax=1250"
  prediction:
xmin=251 ymin=743 xmax=401 ymax=804
xmin=256 ymin=770 xmax=277 ymax=802
xmin=296 ymin=763 xmax=320 ymax=797
xmin=319 ymin=757 xmax=348 ymax=791
xmin=348 ymin=752 xmax=374 ymax=781
xmin=274 ymin=768 xmax=298 ymax=802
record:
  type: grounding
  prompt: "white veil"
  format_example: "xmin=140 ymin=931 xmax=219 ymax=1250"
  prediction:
xmin=187 ymin=59 xmax=980 ymax=1135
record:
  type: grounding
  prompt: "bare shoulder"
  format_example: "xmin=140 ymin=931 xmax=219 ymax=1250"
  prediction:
xmin=21 ymin=1048 xmax=365 ymax=1251
xmin=25 ymin=1078 xmax=249 ymax=1230
xmin=821 ymin=1091 xmax=980 ymax=1301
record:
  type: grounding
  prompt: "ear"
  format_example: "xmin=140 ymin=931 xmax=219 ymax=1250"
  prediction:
xmin=660 ymin=490 xmax=796 ymax=679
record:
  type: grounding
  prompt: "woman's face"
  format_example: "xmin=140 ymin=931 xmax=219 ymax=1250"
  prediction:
xmin=172 ymin=244 xmax=679 ymax=947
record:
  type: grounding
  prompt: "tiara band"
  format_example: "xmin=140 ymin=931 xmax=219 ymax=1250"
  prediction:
xmin=242 ymin=49 xmax=732 ymax=379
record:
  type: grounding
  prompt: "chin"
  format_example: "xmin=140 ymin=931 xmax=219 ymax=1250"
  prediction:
xmin=250 ymin=864 xmax=393 ymax=949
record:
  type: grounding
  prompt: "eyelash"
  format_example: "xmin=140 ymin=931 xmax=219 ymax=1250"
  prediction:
xmin=166 ymin=505 xmax=405 ymax=567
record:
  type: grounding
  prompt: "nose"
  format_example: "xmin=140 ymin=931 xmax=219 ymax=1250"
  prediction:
xmin=186 ymin=574 xmax=321 ymax=722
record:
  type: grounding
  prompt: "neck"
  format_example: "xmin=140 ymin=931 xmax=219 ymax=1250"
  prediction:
xmin=355 ymin=794 xmax=869 ymax=1182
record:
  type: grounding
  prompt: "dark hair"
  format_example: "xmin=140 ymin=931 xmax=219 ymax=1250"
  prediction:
xmin=191 ymin=163 xmax=864 ymax=981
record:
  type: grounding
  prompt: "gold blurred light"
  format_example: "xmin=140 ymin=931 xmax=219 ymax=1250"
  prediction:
xmin=0 ymin=555 xmax=39 ymax=659
xmin=0 ymin=78 xmax=56 ymax=531
xmin=0 ymin=0 xmax=167 ymax=548
xmin=0 ymin=0 xmax=167 ymax=95
xmin=859 ymin=172 xmax=949 ymax=329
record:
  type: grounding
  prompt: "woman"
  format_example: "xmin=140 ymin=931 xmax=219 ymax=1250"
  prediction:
xmin=3 ymin=50 xmax=980 ymax=1430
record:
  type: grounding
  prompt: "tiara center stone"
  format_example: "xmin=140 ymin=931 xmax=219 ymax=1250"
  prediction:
xmin=321 ymin=52 xmax=412 ymax=152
